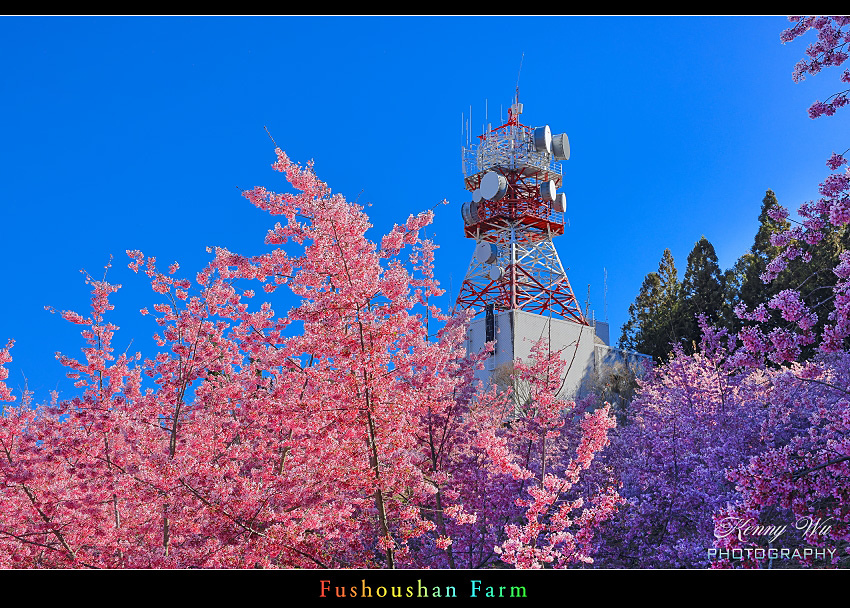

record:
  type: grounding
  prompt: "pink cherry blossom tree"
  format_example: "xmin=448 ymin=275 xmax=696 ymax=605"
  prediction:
xmin=782 ymin=16 xmax=850 ymax=120
xmin=585 ymin=322 xmax=772 ymax=567
xmin=0 ymin=146 xmax=620 ymax=569
xmin=705 ymin=17 xmax=850 ymax=568
xmin=712 ymin=352 xmax=850 ymax=568
xmin=467 ymin=339 xmax=621 ymax=569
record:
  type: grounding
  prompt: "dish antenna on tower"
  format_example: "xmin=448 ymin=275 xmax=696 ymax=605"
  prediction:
xmin=456 ymin=91 xmax=584 ymax=323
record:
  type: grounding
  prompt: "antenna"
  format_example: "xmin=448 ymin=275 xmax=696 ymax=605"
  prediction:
xmin=455 ymin=90 xmax=585 ymax=324
xmin=515 ymin=52 xmax=525 ymax=104
xmin=604 ymin=267 xmax=608 ymax=323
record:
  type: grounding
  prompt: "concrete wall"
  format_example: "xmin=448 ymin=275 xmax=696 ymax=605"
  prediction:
xmin=466 ymin=310 xmax=650 ymax=401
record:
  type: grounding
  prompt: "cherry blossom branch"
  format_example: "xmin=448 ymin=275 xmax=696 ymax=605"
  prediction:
xmin=791 ymin=455 xmax=850 ymax=481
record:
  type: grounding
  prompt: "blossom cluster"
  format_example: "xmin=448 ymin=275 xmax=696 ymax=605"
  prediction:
xmin=0 ymin=149 xmax=619 ymax=569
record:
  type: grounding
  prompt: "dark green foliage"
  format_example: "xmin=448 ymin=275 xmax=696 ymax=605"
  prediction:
xmin=619 ymin=189 xmax=848 ymax=363
xmin=734 ymin=190 xmax=791 ymax=328
xmin=619 ymin=249 xmax=682 ymax=362
xmin=721 ymin=257 xmax=749 ymax=333
xmin=733 ymin=189 xmax=849 ymax=358
xmin=678 ymin=236 xmax=726 ymax=353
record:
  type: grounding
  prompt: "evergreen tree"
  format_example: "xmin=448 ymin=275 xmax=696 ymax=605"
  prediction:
xmin=679 ymin=236 xmax=725 ymax=352
xmin=732 ymin=189 xmax=849 ymax=358
xmin=737 ymin=189 xmax=790 ymax=313
xmin=619 ymin=248 xmax=681 ymax=361
xmin=721 ymin=256 xmax=749 ymax=333
xmin=619 ymin=271 xmax=661 ymax=355
xmin=619 ymin=190 xmax=846 ymax=363
xmin=655 ymin=247 xmax=683 ymax=351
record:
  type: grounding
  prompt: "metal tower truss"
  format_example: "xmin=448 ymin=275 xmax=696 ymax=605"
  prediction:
xmin=456 ymin=219 xmax=585 ymax=323
xmin=462 ymin=168 xmax=565 ymax=240
xmin=455 ymin=100 xmax=588 ymax=325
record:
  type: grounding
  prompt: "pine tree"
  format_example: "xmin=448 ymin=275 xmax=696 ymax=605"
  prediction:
xmin=619 ymin=272 xmax=662 ymax=355
xmin=619 ymin=248 xmax=681 ymax=361
xmin=737 ymin=190 xmax=790 ymax=314
xmin=774 ymin=221 xmax=850 ymax=358
xmin=733 ymin=189 xmax=849 ymax=358
xmin=721 ymin=256 xmax=749 ymax=333
xmin=679 ymin=236 xmax=725 ymax=352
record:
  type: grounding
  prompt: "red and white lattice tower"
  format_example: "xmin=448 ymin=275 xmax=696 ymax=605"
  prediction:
xmin=455 ymin=98 xmax=629 ymax=400
xmin=456 ymin=100 xmax=587 ymax=325
xmin=456 ymin=97 xmax=650 ymax=400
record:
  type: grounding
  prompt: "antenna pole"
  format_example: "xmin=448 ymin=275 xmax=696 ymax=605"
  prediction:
xmin=515 ymin=52 xmax=524 ymax=105
xmin=604 ymin=267 xmax=608 ymax=323
xmin=456 ymin=89 xmax=586 ymax=325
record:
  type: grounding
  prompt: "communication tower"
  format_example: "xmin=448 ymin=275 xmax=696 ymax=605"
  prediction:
xmin=455 ymin=96 xmax=647 ymax=399
xmin=456 ymin=99 xmax=585 ymax=323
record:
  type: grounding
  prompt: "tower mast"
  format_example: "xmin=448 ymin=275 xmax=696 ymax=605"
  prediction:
xmin=456 ymin=100 xmax=586 ymax=325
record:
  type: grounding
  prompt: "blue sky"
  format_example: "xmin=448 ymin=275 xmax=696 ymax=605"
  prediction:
xmin=2 ymin=15 xmax=849 ymax=403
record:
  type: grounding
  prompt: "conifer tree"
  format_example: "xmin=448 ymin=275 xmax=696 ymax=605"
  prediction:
xmin=721 ymin=257 xmax=749 ymax=333
xmin=679 ymin=237 xmax=725 ymax=352
xmin=733 ymin=189 xmax=849 ymax=358
xmin=772 ymin=221 xmax=850 ymax=356
xmin=737 ymin=190 xmax=791 ymax=314
xmin=619 ymin=272 xmax=662 ymax=356
xmin=619 ymin=248 xmax=681 ymax=361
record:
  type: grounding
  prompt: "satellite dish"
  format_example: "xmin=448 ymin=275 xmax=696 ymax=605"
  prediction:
xmin=480 ymin=171 xmax=507 ymax=201
xmin=550 ymin=194 xmax=565 ymax=213
xmin=462 ymin=200 xmax=480 ymax=225
xmin=552 ymin=133 xmax=570 ymax=160
xmin=532 ymin=125 xmax=552 ymax=154
xmin=472 ymin=188 xmax=483 ymax=203
xmin=539 ymin=180 xmax=556 ymax=202
xmin=488 ymin=266 xmax=504 ymax=281
xmin=461 ymin=201 xmax=472 ymax=224
xmin=474 ymin=241 xmax=499 ymax=265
